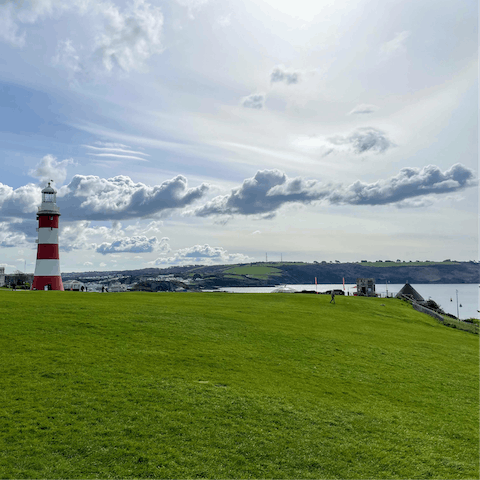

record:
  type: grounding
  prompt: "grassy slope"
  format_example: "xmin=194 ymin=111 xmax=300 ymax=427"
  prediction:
xmin=0 ymin=291 xmax=478 ymax=479
xmin=223 ymin=266 xmax=283 ymax=279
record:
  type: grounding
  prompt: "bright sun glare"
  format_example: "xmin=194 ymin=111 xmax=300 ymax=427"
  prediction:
xmin=259 ymin=0 xmax=331 ymax=22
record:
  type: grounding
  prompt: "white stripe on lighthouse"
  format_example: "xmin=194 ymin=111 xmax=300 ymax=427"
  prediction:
xmin=37 ymin=228 xmax=59 ymax=244
xmin=34 ymin=259 xmax=61 ymax=276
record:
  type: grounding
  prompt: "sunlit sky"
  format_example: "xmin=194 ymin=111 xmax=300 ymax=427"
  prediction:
xmin=0 ymin=0 xmax=477 ymax=273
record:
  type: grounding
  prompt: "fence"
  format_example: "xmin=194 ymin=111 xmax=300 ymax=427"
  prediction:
xmin=412 ymin=302 xmax=479 ymax=334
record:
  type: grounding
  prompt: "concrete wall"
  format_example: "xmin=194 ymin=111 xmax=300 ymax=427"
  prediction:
xmin=412 ymin=303 xmax=445 ymax=322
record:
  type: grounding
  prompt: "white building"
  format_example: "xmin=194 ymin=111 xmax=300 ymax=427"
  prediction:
xmin=63 ymin=280 xmax=86 ymax=291
xmin=0 ymin=267 xmax=5 ymax=287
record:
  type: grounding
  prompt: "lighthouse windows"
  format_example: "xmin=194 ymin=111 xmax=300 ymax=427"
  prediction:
xmin=49 ymin=216 xmax=53 ymax=220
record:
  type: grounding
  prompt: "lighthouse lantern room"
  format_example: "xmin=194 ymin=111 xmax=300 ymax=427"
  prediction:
xmin=32 ymin=182 xmax=64 ymax=291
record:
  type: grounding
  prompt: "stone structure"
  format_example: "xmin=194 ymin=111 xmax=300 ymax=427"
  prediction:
xmin=356 ymin=278 xmax=376 ymax=296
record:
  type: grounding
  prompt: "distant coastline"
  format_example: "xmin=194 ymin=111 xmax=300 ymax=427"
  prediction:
xmin=63 ymin=260 xmax=480 ymax=290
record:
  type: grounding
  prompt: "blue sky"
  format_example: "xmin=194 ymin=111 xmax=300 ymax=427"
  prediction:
xmin=0 ymin=0 xmax=477 ymax=273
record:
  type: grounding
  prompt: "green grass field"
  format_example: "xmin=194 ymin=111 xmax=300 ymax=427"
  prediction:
xmin=0 ymin=291 xmax=478 ymax=479
xmin=223 ymin=265 xmax=283 ymax=279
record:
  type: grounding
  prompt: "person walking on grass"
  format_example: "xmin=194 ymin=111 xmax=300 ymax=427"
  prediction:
xmin=330 ymin=291 xmax=335 ymax=304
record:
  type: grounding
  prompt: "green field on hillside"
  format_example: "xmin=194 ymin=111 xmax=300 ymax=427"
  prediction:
xmin=0 ymin=291 xmax=478 ymax=479
xmin=223 ymin=265 xmax=283 ymax=279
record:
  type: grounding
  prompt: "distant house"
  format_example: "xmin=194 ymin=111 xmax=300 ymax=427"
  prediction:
xmin=0 ymin=267 xmax=5 ymax=287
xmin=109 ymin=283 xmax=128 ymax=292
xmin=356 ymin=278 xmax=375 ymax=296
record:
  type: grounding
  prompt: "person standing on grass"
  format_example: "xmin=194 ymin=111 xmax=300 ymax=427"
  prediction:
xmin=330 ymin=291 xmax=335 ymax=304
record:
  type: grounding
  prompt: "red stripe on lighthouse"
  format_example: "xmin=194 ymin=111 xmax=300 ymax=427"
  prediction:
xmin=32 ymin=276 xmax=64 ymax=291
xmin=37 ymin=244 xmax=59 ymax=259
xmin=38 ymin=215 xmax=59 ymax=228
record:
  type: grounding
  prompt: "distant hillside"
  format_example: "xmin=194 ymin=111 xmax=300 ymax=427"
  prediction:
xmin=65 ymin=261 xmax=479 ymax=287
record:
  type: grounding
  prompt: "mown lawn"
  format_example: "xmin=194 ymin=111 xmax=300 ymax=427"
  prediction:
xmin=0 ymin=291 xmax=478 ymax=479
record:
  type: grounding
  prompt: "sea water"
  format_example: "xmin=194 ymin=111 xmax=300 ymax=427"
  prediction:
xmin=218 ymin=283 xmax=479 ymax=320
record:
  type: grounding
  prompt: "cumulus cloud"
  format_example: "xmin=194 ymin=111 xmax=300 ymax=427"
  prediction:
xmin=270 ymin=65 xmax=300 ymax=85
xmin=192 ymin=164 xmax=475 ymax=218
xmin=0 ymin=221 xmax=30 ymax=247
xmin=193 ymin=169 xmax=329 ymax=218
xmin=242 ymin=93 xmax=265 ymax=109
xmin=58 ymin=174 xmax=209 ymax=220
xmin=0 ymin=0 xmax=164 ymax=74
xmin=328 ymin=127 xmax=394 ymax=154
xmin=328 ymin=163 xmax=475 ymax=206
xmin=1 ymin=157 xmax=208 ymax=222
xmin=348 ymin=104 xmax=379 ymax=115
xmin=380 ymin=31 xmax=411 ymax=58
xmin=59 ymin=220 xmax=107 ymax=252
xmin=92 ymin=0 xmax=164 ymax=73
xmin=0 ymin=183 xmax=41 ymax=219
xmin=29 ymin=154 xmax=76 ymax=186
xmin=125 ymin=220 xmax=163 ymax=233
xmin=152 ymin=244 xmax=251 ymax=266
xmin=97 ymin=235 xmax=170 ymax=254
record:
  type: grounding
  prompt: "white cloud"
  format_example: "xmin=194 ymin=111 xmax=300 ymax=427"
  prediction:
xmin=270 ymin=65 xmax=300 ymax=85
xmin=29 ymin=154 xmax=76 ymax=186
xmin=52 ymin=39 xmax=85 ymax=79
xmin=175 ymin=0 xmax=209 ymax=18
xmin=328 ymin=127 xmax=395 ymax=154
xmin=0 ymin=3 xmax=26 ymax=47
xmin=83 ymin=144 xmax=149 ymax=156
xmin=58 ymin=173 xmax=209 ymax=220
xmin=348 ymin=104 xmax=379 ymax=115
xmin=86 ymin=153 xmax=149 ymax=161
xmin=152 ymin=244 xmax=251 ymax=266
xmin=1 ymin=0 xmax=165 ymax=75
xmin=242 ymin=93 xmax=265 ymax=109
xmin=97 ymin=235 xmax=170 ymax=254
xmin=125 ymin=220 xmax=163 ymax=233
xmin=0 ymin=221 xmax=29 ymax=248
xmin=216 ymin=13 xmax=231 ymax=27
xmin=0 ymin=167 xmax=209 ymax=223
xmin=192 ymin=164 xmax=476 ymax=217
xmin=380 ymin=31 xmax=411 ymax=58
xmin=92 ymin=0 xmax=164 ymax=73
xmin=0 ymin=183 xmax=41 ymax=218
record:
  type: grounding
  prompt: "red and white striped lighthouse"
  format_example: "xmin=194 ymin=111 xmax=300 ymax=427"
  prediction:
xmin=32 ymin=182 xmax=64 ymax=291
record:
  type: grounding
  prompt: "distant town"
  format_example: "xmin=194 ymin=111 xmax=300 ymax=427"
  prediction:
xmin=2 ymin=260 xmax=478 ymax=292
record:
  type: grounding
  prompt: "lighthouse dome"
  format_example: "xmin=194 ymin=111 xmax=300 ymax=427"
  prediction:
xmin=38 ymin=182 xmax=60 ymax=214
xmin=42 ymin=183 xmax=56 ymax=195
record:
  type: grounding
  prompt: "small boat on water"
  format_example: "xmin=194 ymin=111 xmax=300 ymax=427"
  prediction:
xmin=271 ymin=285 xmax=297 ymax=293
